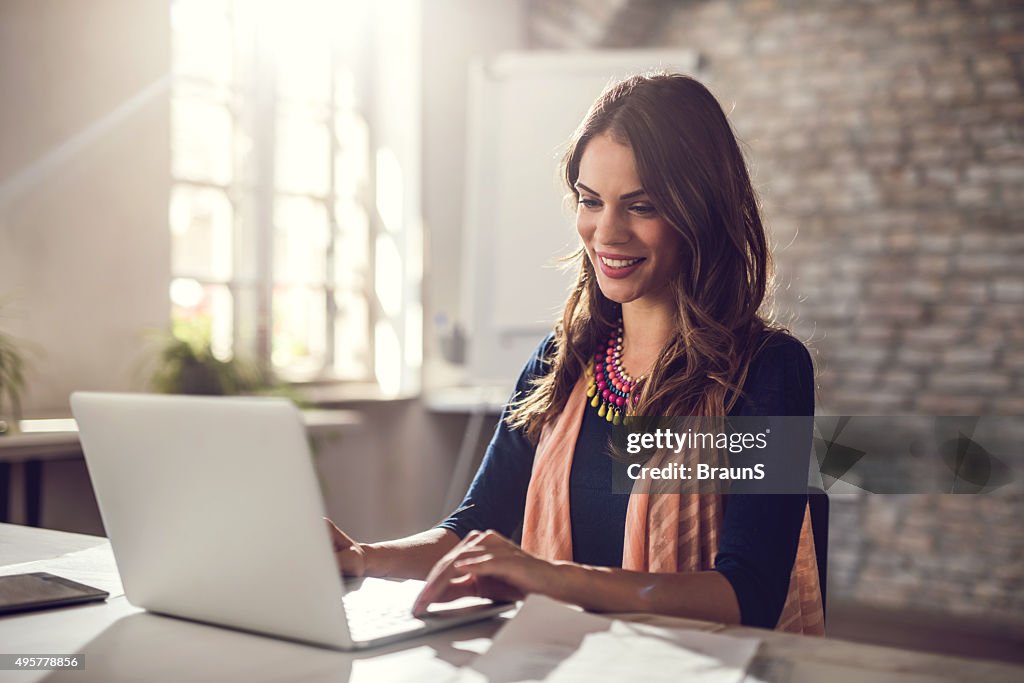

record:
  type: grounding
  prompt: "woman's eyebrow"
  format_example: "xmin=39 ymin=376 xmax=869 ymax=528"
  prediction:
xmin=575 ymin=182 xmax=647 ymax=200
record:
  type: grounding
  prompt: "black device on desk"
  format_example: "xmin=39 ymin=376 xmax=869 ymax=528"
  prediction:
xmin=0 ymin=572 xmax=108 ymax=615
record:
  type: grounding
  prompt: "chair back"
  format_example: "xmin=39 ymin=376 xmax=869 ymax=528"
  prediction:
xmin=807 ymin=487 xmax=829 ymax=617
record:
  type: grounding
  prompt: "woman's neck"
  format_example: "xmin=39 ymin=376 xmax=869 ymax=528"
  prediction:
xmin=620 ymin=300 xmax=676 ymax=378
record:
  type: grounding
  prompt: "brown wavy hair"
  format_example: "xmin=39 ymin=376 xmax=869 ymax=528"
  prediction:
xmin=506 ymin=72 xmax=787 ymax=445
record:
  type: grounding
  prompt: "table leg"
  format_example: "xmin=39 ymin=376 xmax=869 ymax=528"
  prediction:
xmin=26 ymin=460 xmax=42 ymax=527
xmin=0 ymin=463 xmax=9 ymax=523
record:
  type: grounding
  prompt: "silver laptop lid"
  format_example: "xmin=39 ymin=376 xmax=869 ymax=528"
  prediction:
xmin=71 ymin=392 xmax=352 ymax=649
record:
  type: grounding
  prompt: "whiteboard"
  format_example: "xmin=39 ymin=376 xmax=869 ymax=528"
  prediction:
xmin=460 ymin=50 xmax=699 ymax=387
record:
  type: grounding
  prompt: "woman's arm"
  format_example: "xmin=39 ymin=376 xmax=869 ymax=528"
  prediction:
xmin=412 ymin=529 xmax=741 ymax=623
xmin=547 ymin=562 xmax=742 ymax=623
xmin=326 ymin=520 xmax=460 ymax=579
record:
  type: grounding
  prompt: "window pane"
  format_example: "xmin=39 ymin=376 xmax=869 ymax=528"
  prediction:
xmin=273 ymin=286 xmax=326 ymax=376
xmin=334 ymin=198 xmax=368 ymax=291
xmin=232 ymin=285 xmax=259 ymax=362
xmin=375 ymin=319 xmax=402 ymax=397
xmin=275 ymin=29 xmax=331 ymax=105
xmin=276 ymin=105 xmax=330 ymax=196
xmin=232 ymin=195 xmax=260 ymax=283
xmin=334 ymin=290 xmax=369 ymax=380
xmin=274 ymin=196 xmax=328 ymax=285
xmin=375 ymin=233 xmax=403 ymax=318
xmin=334 ymin=110 xmax=369 ymax=198
xmin=170 ymin=185 xmax=233 ymax=280
xmin=172 ymin=96 xmax=233 ymax=184
xmin=171 ymin=0 xmax=233 ymax=87
xmin=334 ymin=66 xmax=359 ymax=113
xmin=170 ymin=280 xmax=234 ymax=362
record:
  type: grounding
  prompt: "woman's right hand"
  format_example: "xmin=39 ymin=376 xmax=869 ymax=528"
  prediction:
xmin=324 ymin=518 xmax=369 ymax=576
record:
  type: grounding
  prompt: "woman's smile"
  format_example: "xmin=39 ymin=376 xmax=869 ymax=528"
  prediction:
xmin=595 ymin=251 xmax=647 ymax=278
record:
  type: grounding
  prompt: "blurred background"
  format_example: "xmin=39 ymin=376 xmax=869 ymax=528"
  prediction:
xmin=0 ymin=0 xmax=1021 ymax=663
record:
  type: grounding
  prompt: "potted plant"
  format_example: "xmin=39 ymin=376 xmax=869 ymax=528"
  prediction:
xmin=0 ymin=326 xmax=28 ymax=435
xmin=145 ymin=322 xmax=303 ymax=404
xmin=148 ymin=330 xmax=267 ymax=397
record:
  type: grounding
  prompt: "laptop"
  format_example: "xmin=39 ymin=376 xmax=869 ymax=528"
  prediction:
xmin=70 ymin=391 xmax=510 ymax=650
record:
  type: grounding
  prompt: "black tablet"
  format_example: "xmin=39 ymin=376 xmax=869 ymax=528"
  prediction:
xmin=0 ymin=572 xmax=109 ymax=616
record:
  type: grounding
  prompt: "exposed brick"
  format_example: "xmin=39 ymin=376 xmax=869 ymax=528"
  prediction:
xmin=974 ymin=54 xmax=1015 ymax=76
xmin=904 ymin=325 xmax=967 ymax=346
xmin=992 ymin=279 xmax=1024 ymax=303
xmin=994 ymin=396 xmax=1024 ymax=414
xmin=953 ymin=185 xmax=995 ymax=206
xmin=947 ymin=282 xmax=988 ymax=303
xmin=1004 ymin=350 xmax=1024 ymax=371
xmin=956 ymin=252 xmax=1018 ymax=274
xmin=929 ymin=371 xmax=1012 ymax=392
xmin=942 ymin=347 xmax=998 ymax=368
xmin=898 ymin=346 xmax=940 ymax=367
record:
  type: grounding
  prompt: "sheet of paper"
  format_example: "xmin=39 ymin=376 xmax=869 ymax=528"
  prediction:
xmin=0 ymin=542 xmax=124 ymax=598
xmin=454 ymin=594 xmax=760 ymax=683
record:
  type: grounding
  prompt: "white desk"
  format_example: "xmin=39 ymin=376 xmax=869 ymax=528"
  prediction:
xmin=2 ymin=524 xmax=1024 ymax=682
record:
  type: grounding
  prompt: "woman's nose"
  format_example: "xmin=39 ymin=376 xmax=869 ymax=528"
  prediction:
xmin=594 ymin=207 xmax=628 ymax=244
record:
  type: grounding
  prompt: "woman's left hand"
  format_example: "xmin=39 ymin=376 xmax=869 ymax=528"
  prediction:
xmin=412 ymin=530 xmax=556 ymax=616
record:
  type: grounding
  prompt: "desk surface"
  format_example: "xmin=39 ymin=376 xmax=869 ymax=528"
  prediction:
xmin=0 ymin=410 xmax=363 ymax=462
xmin=2 ymin=524 xmax=1023 ymax=683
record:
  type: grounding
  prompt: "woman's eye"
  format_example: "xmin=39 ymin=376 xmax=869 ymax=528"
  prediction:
xmin=631 ymin=204 xmax=657 ymax=215
xmin=578 ymin=197 xmax=601 ymax=209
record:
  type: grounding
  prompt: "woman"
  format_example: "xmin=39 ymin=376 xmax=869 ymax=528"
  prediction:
xmin=328 ymin=73 xmax=824 ymax=634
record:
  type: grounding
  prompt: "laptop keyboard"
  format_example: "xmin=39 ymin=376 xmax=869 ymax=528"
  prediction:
xmin=341 ymin=577 xmax=506 ymax=643
xmin=343 ymin=585 xmax=426 ymax=642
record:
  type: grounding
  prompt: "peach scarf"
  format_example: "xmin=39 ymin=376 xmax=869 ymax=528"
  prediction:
xmin=521 ymin=375 xmax=826 ymax=635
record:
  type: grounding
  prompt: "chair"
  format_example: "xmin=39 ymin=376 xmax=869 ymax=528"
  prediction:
xmin=807 ymin=486 xmax=829 ymax=619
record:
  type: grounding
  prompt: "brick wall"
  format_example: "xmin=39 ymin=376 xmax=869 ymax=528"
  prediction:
xmin=526 ymin=0 xmax=1024 ymax=628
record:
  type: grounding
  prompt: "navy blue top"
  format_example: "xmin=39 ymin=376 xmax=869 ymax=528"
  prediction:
xmin=437 ymin=332 xmax=815 ymax=629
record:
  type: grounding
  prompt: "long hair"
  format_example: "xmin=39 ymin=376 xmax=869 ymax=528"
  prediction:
xmin=507 ymin=72 xmax=785 ymax=444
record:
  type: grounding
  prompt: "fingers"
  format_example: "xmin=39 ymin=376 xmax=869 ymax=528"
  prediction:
xmin=413 ymin=575 xmax=482 ymax=616
xmin=453 ymin=553 xmax=495 ymax=572
xmin=324 ymin=518 xmax=366 ymax=576
xmin=413 ymin=532 xmax=517 ymax=616
xmin=413 ymin=536 xmax=497 ymax=615
xmin=324 ymin=517 xmax=356 ymax=551
xmin=412 ymin=546 xmax=488 ymax=615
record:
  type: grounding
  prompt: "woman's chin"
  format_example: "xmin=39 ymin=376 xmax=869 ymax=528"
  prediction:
xmin=597 ymin=280 xmax=675 ymax=310
xmin=597 ymin=285 xmax=640 ymax=305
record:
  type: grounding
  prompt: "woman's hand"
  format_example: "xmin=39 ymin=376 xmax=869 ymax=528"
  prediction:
xmin=411 ymin=530 xmax=557 ymax=616
xmin=324 ymin=518 xmax=369 ymax=576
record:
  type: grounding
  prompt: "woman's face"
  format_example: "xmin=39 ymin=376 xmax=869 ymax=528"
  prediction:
xmin=576 ymin=132 xmax=683 ymax=310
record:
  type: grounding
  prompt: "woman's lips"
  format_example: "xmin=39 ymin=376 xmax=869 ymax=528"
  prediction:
xmin=596 ymin=252 xmax=646 ymax=279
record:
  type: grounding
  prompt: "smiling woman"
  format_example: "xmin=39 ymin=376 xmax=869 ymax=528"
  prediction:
xmin=326 ymin=73 xmax=824 ymax=636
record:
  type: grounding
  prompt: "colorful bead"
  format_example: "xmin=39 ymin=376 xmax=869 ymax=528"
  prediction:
xmin=585 ymin=317 xmax=645 ymax=425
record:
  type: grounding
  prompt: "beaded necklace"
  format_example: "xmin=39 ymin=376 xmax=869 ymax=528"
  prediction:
xmin=586 ymin=319 xmax=642 ymax=425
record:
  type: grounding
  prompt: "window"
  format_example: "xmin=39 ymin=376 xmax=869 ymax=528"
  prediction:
xmin=169 ymin=0 xmax=419 ymax=394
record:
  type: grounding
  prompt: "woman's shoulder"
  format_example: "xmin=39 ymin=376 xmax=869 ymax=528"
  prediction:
xmin=750 ymin=329 xmax=813 ymax=375
xmin=733 ymin=329 xmax=815 ymax=416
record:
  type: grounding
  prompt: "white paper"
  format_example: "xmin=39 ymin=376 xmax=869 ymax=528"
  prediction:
xmin=0 ymin=542 xmax=124 ymax=598
xmin=454 ymin=594 xmax=760 ymax=683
